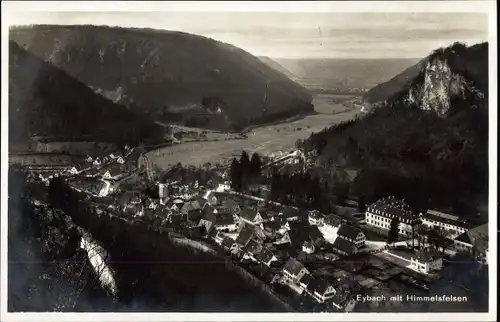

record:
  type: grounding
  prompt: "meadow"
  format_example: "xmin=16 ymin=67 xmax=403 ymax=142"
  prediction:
xmin=146 ymin=94 xmax=361 ymax=168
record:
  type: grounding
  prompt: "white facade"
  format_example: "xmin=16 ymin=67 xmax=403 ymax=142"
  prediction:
xmin=354 ymin=233 xmax=366 ymax=248
xmin=311 ymin=285 xmax=336 ymax=303
xmin=308 ymin=214 xmax=324 ymax=226
xmin=214 ymin=223 xmax=238 ymax=232
xmin=421 ymin=214 xmax=468 ymax=238
xmin=158 ymin=183 xmax=168 ymax=198
xmin=69 ymin=167 xmax=81 ymax=175
xmin=116 ymin=157 xmax=125 ymax=164
xmin=284 ymin=267 xmax=309 ymax=284
xmin=216 ymin=182 xmax=231 ymax=192
xmin=365 ymin=208 xmax=418 ymax=236
xmin=302 ymin=243 xmax=315 ymax=254
xmin=409 ymin=256 xmax=443 ymax=274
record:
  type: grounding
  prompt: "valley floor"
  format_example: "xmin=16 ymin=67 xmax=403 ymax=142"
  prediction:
xmin=146 ymin=94 xmax=361 ymax=168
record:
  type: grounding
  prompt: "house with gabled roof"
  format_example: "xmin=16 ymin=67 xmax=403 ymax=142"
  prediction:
xmin=263 ymin=221 xmax=281 ymax=240
xmin=235 ymin=225 xmax=256 ymax=248
xmin=308 ymin=211 xmax=325 ymax=226
xmin=453 ymin=223 xmax=488 ymax=254
xmin=84 ymin=167 xmax=100 ymax=178
xmin=244 ymin=239 xmax=264 ymax=260
xmin=69 ymin=164 xmax=85 ymax=175
xmin=198 ymin=208 xmax=217 ymax=234
xmin=218 ymin=199 xmax=241 ymax=215
xmin=298 ymin=274 xmax=313 ymax=291
xmin=213 ymin=212 xmax=238 ymax=232
xmin=409 ymin=249 xmax=443 ymax=274
xmin=324 ymin=214 xmax=342 ymax=229
xmin=307 ymin=278 xmax=337 ymax=303
xmin=332 ymin=238 xmax=358 ymax=257
xmin=283 ymin=258 xmax=309 ymax=284
xmin=102 ymin=164 xmax=125 ymax=180
xmin=255 ymin=247 xmax=278 ymax=267
xmin=221 ymin=236 xmax=238 ymax=252
xmin=213 ymin=231 xmax=226 ymax=245
xmin=181 ymin=199 xmax=202 ymax=214
xmin=302 ymin=241 xmax=316 ymax=254
xmin=337 ymin=224 xmax=366 ymax=248
xmin=280 ymin=208 xmax=302 ymax=222
xmin=239 ymin=207 xmax=264 ymax=226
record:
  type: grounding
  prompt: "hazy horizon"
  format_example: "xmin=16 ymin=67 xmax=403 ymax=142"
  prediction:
xmin=10 ymin=12 xmax=488 ymax=59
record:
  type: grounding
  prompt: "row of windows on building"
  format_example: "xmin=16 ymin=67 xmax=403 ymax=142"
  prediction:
xmin=366 ymin=218 xmax=410 ymax=235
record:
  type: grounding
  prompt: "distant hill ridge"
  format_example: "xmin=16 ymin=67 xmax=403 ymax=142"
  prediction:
xmin=10 ymin=24 xmax=313 ymax=131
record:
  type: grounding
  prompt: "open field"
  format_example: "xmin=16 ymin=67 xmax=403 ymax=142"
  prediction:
xmin=146 ymin=94 xmax=360 ymax=168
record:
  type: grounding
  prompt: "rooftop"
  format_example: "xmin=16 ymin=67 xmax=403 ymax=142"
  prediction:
xmin=337 ymin=224 xmax=363 ymax=240
xmin=454 ymin=223 xmax=488 ymax=247
xmin=423 ymin=210 xmax=473 ymax=229
xmin=412 ymin=249 xmax=442 ymax=262
xmin=283 ymin=257 xmax=307 ymax=276
xmin=368 ymin=197 xmax=417 ymax=220
xmin=332 ymin=238 xmax=357 ymax=254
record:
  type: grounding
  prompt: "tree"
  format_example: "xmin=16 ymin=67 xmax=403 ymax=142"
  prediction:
xmin=240 ymin=151 xmax=250 ymax=189
xmin=427 ymin=227 xmax=448 ymax=252
xmin=249 ymin=153 xmax=262 ymax=180
xmin=230 ymin=158 xmax=242 ymax=191
xmin=387 ymin=217 xmax=400 ymax=245
xmin=334 ymin=183 xmax=349 ymax=206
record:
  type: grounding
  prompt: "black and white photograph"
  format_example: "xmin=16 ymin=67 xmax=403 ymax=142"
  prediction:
xmin=1 ymin=1 xmax=497 ymax=320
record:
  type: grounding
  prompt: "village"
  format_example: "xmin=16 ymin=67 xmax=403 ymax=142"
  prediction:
xmin=24 ymin=145 xmax=490 ymax=313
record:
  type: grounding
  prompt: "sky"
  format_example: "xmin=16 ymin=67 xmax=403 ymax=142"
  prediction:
xmin=10 ymin=11 xmax=488 ymax=59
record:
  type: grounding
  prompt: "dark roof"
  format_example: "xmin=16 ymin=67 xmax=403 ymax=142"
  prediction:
xmin=412 ymin=249 xmax=442 ymax=262
xmin=299 ymin=274 xmax=313 ymax=287
xmin=214 ymin=212 xmax=235 ymax=226
xmin=324 ymin=214 xmax=342 ymax=227
xmin=235 ymin=226 xmax=255 ymax=246
xmin=182 ymin=200 xmax=201 ymax=212
xmin=264 ymin=220 xmax=281 ymax=232
xmin=368 ymin=197 xmax=417 ymax=220
xmin=283 ymin=258 xmax=306 ymax=276
xmin=221 ymin=236 xmax=235 ymax=249
xmin=308 ymin=225 xmax=324 ymax=241
xmin=454 ymin=224 xmax=488 ymax=245
xmin=187 ymin=209 xmax=202 ymax=222
xmin=307 ymin=278 xmax=332 ymax=295
xmin=240 ymin=207 xmax=258 ymax=222
xmin=309 ymin=211 xmax=325 ymax=220
xmin=332 ymin=238 xmax=357 ymax=254
xmin=245 ymin=239 xmax=263 ymax=255
xmin=201 ymin=209 xmax=217 ymax=223
xmin=105 ymin=164 xmax=124 ymax=176
xmin=288 ymin=224 xmax=324 ymax=245
xmin=337 ymin=224 xmax=363 ymax=240
xmin=282 ymin=208 xmax=307 ymax=219
xmin=256 ymin=247 xmax=275 ymax=263
xmin=220 ymin=199 xmax=240 ymax=209
xmin=194 ymin=196 xmax=208 ymax=208
xmin=84 ymin=167 xmax=100 ymax=176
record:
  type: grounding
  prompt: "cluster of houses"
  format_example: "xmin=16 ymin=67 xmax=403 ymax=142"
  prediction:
xmin=281 ymin=258 xmax=357 ymax=309
xmin=36 ymin=147 xmax=140 ymax=185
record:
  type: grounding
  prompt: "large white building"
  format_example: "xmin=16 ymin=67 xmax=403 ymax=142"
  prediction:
xmin=421 ymin=209 xmax=471 ymax=238
xmin=365 ymin=197 xmax=421 ymax=236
